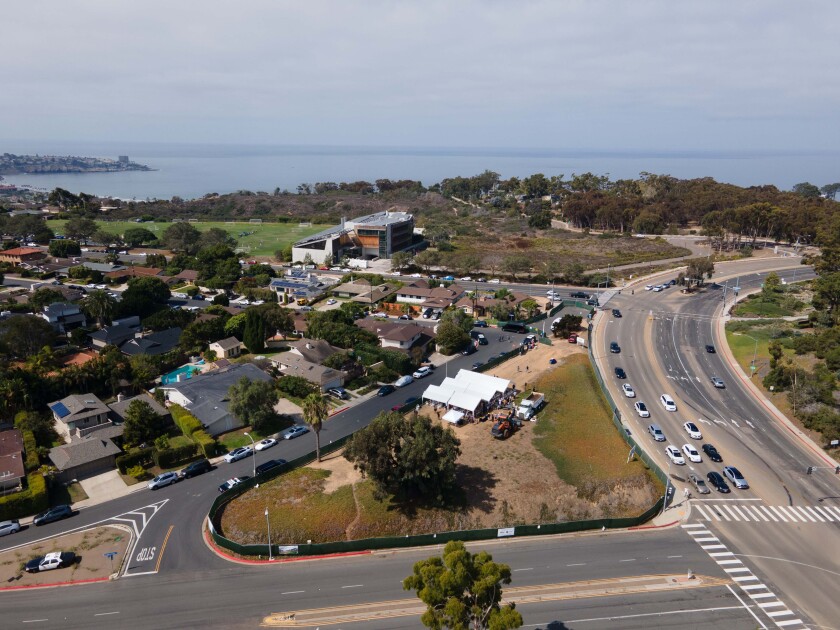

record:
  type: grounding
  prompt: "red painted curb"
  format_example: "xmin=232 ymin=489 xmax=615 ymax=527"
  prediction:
xmin=329 ymin=406 xmax=349 ymax=417
xmin=629 ymin=520 xmax=678 ymax=530
xmin=204 ymin=529 xmax=372 ymax=564
xmin=0 ymin=576 xmax=109 ymax=592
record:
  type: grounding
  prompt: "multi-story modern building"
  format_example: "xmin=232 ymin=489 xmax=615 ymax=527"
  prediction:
xmin=291 ymin=211 xmax=414 ymax=264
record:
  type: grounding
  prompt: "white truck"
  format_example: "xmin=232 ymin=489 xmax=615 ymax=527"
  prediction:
xmin=517 ymin=392 xmax=545 ymax=420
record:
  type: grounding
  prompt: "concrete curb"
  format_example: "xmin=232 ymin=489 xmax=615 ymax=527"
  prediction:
xmin=0 ymin=576 xmax=109 ymax=592
xmin=201 ymin=527 xmax=371 ymax=565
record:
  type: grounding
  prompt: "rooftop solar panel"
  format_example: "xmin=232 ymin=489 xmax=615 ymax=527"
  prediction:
xmin=50 ymin=402 xmax=71 ymax=418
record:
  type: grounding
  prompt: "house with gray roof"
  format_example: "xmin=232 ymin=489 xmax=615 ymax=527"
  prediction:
xmin=119 ymin=327 xmax=182 ymax=357
xmin=270 ymin=353 xmax=346 ymax=392
xmin=159 ymin=363 xmax=273 ymax=436
xmin=49 ymin=393 xmax=112 ymax=441
xmin=48 ymin=432 xmax=123 ymax=483
xmin=0 ymin=429 xmax=25 ymax=492
xmin=38 ymin=302 xmax=87 ymax=334
xmin=284 ymin=339 xmax=343 ymax=365
xmin=107 ymin=393 xmax=171 ymax=425
xmin=209 ymin=336 xmax=243 ymax=359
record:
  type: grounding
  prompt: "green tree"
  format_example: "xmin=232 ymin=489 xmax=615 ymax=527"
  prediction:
xmin=122 ymin=226 xmax=157 ymax=247
xmin=684 ymin=257 xmax=715 ymax=287
xmin=48 ymin=239 xmax=81 ymax=257
xmin=391 ymin=250 xmax=413 ymax=272
xmin=63 ymin=216 xmax=98 ymax=243
xmin=812 ymin=272 xmax=840 ymax=323
xmin=820 ymin=183 xmax=840 ymax=200
xmin=403 ymin=540 xmax=522 ymax=630
xmin=28 ymin=288 xmax=65 ymax=311
xmin=792 ymin=182 xmax=821 ymax=198
xmin=344 ymin=411 xmax=461 ymax=501
xmin=414 ymin=249 xmax=441 ymax=275
xmin=502 ymin=254 xmax=530 ymax=280
xmin=243 ymin=308 xmax=266 ymax=353
xmin=162 ymin=222 xmax=202 ymax=254
xmin=199 ymin=227 xmax=237 ymax=250
xmin=119 ymin=276 xmax=171 ymax=318
xmin=551 ymin=314 xmax=582 ymax=338
xmin=227 ymin=377 xmax=279 ymax=432
xmin=762 ymin=272 xmax=782 ymax=295
xmin=129 ymin=354 xmax=159 ymax=390
xmin=436 ymin=320 xmax=470 ymax=355
xmin=123 ymin=399 xmax=170 ymax=447
xmin=302 ymin=393 xmax=329 ymax=462
xmin=0 ymin=315 xmax=56 ymax=359
xmin=81 ymin=289 xmax=117 ymax=327
xmin=224 ymin=312 xmax=248 ymax=339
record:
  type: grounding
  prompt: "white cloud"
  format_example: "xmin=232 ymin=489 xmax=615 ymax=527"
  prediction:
xmin=1 ymin=0 xmax=839 ymax=149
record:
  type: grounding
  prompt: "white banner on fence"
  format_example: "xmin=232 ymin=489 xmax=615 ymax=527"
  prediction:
xmin=277 ymin=545 xmax=299 ymax=555
xmin=497 ymin=527 xmax=515 ymax=538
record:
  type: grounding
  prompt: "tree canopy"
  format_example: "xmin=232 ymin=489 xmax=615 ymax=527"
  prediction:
xmin=123 ymin=399 xmax=170 ymax=447
xmin=227 ymin=376 xmax=279 ymax=432
xmin=403 ymin=540 xmax=522 ymax=630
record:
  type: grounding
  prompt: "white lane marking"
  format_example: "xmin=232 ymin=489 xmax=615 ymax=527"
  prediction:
xmin=717 ymin=559 xmax=743 ymax=565
xmin=724 ymin=567 xmax=752 ymax=574
xmin=775 ymin=619 xmax=806 ymax=627
xmin=760 ymin=506 xmax=779 ymax=522
xmin=556 ymin=604 xmax=756 ymax=625
xmin=825 ymin=506 xmax=840 ymax=520
xmin=702 ymin=544 xmax=727 ymax=550
xmin=726 ymin=584 xmax=768 ymax=630
xmin=341 ymin=584 xmax=363 ymax=589
xmin=709 ymin=551 xmax=735 ymax=557
xmin=766 ymin=609 xmax=795 ymax=618
xmin=667 ymin=555 xmax=683 ymax=558
xmin=733 ymin=575 xmax=760 ymax=582
xmin=722 ymin=505 xmax=742 ymax=521
xmin=782 ymin=506 xmax=807 ymax=523
xmin=793 ymin=506 xmax=816 ymax=523
xmin=730 ymin=505 xmax=750 ymax=521
xmin=769 ymin=506 xmax=789 ymax=522
xmin=619 ymin=558 xmax=636 ymax=562
xmin=513 ymin=568 xmax=533 ymax=572
xmin=566 ymin=563 xmax=586 ymax=566
xmin=695 ymin=536 xmax=719 ymax=543
xmin=281 ymin=591 xmax=305 ymax=595
xmin=694 ymin=504 xmax=712 ymax=520
xmin=758 ymin=601 xmax=786 ymax=609
xmin=812 ymin=506 xmax=834 ymax=521
xmin=22 ymin=621 xmax=49 ymax=624
xmin=745 ymin=420 xmax=755 ymax=428
xmin=803 ymin=506 xmax=824 ymax=522
xmin=681 ymin=523 xmax=705 ymax=528
xmin=94 ymin=612 xmax=120 ymax=617
xmin=741 ymin=583 xmax=768 ymax=590
xmin=749 ymin=592 xmax=777 ymax=600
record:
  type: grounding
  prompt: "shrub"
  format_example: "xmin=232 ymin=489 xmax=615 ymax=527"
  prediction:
xmin=0 ymin=472 xmax=49 ymax=520
xmin=153 ymin=443 xmax=199 ymax=469
xmin=194 ymin=430 xmax=217 ymax=458
xmin=127 ymin=465 xmax=151 ymax=481
xmin=22 ymin=430 xmax=39 ymax=472
xmin=116 ymin=447 xmax=156 ymax=474
xmin=170 ymin=404 xmax=203 ymax=435
xmin=276 ymin=375 xmax=315 ymax=399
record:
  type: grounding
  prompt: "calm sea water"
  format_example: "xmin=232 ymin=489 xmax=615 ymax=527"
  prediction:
xmin=2 ymin=141 xmax=837 ymax=200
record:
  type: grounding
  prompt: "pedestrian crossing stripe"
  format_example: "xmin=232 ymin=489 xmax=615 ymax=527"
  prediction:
xmin=693 ymin=503 xmax=840 ymax=523
xmin=682 ymin=522 xmax=808 ymax=629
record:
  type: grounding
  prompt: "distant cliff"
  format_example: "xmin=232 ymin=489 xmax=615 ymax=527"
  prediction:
xmin=0 ymin=152 xmax=152 ymax=175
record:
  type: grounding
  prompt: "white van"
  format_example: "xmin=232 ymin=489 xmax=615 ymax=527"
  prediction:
xmin=660 ymin=394 xmax=677 ymax=412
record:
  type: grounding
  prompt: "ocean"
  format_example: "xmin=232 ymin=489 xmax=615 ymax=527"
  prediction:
xmin=1 ymin=141 xmax=837 ymax=200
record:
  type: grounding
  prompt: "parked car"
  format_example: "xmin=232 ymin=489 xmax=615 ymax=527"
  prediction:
xmin=180 ymin=459 xmax=212 ymax=478
xmin=0 ymin=519 xmax=21 ymax=537
xmin=614 ymin=367 xmax=626 ymax=379
xmin=326 ymin=298 xmax=337 ymax=305
xmin=398 ymin=314 xmax=412 ymax=320
xmin=473 ymin=320 xmax=488 ymax=328
xmin=707 ymin=471 xmax=731 ymax=493
xmin=471 ymin=361 xmax=485 ymax=370
xmin=395 ymin=375 xmax=414 ymax=387
xmin=683 ymin=421 xmax=702 ymax=440
xmin=25 ymin=551 xmax=76 ymax=573
xmin=660 ymin=394 xmax=677 ymax=412
xmin=327 ymin=387 xmax=350 ymax=400
xmin=682 ymin=443 xmax=702 ymax=463
xmin=462 ymin=344 xmax=477 ymax=356
xmin=622 ymin=383 xmax=636 ymax=398
xmin=665 ymin=445 xmax=686 ymax=465
xmin=255 ymin=438 xmax=278 ymax=451
xmin=33 ymin=504 xmax=73 ymax=526
xmin=412 ymin=366 xmax=432 ymax=379
xmin=255 ymin=459 xmax=287 ymax=475
xmin=702 ymin=444 xmax=723 ymax=462
xmin=634 ymin=401 xmax=650 ymax=418
xmin=648 ymin=424 xmax=665 ymax=441
xmin=477 ymin=334 xmax=488 ymax=345
xmin=224 ymin=446 xmax=253 ymax=463
xmin=609 ymin=341 xmax=621 ymax=353
xmin=723 ymin=466 xmax=749 ymax=489
xmin=148 ymin=471 xmax=180 ymax=490
xmin=218 ymin=476 xmax=251 ymax=493
xmin=377 ymin=385 xmax=395 ymax=396
xmin=284 ymin=425 xmax=310 ymax=440
xmin=710 ymin=376 xmax=725 ymax=389
xmin=688 ymin=474 xmax=711 ymax=495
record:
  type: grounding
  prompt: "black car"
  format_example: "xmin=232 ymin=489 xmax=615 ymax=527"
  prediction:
xmin=255 ymin=459 xmax=287 ymax=475
xmin=33 ymin=504 xmax=73 ymax=526
xmin=702 ymin=444 xmax=723 ymax=462
xmin=462 ymin=344 xmax=477 ymax=356
xmin=471 ymin=361 xmax=485 ymax=370
xmin=377 ymin=385 xmax=395 ymax=397
xmin=612 ymin=309 xmax=622 ymax=318
xmin=614 ymin=367 xmax=626 ymax=379
xmin=609 ymin=341 xmax=620 ymax=353
xmin=404 ymin=397 xmax=419 ymax=407
xmin=705 ymin=345 xmax=716 ymax=353
xmin=180 ymin=459 xmax=212 ymax=479
xmin=473 ymin=320 xmax=488 ymax=328
xmin=706 ymin=471 xmax=731 ymax=493
xmin=570 ymin=291 xmax=589 ymax=299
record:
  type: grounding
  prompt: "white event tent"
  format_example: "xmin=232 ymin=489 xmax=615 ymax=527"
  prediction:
xmin=422 ymin=370 xmax=512 ymax=413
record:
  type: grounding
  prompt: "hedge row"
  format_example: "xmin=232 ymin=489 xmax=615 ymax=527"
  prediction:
xmin=153 ymin=443 xmax=199 ymax=469
xmin=116 ymin=447 xmax=156 ymax=474
xmin=0 ymin=472 xmax=48 ymax=521
xmin=170 ymin=404 xmax=217 ymax=457
xmin=22 ymin=430 xmax=39 ymax=472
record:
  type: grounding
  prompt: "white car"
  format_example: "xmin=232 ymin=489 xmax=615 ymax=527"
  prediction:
xmin=682 ymin=444 xmax=702 ymax=463
xmin=652 ymin=285 xmax=663 ymax=292
xmin=660 ymin=394 xmax=677 ymax=412
xmin=412 ymin=366 xmax=432 ymax=379
xmin=644 ymin=284 xmax=653 ymax=291
xmin=634 ymin=401 xmax=650 ymax=418
xmin=255 ymin=438 xmax=277 ymax=451
xmin=395 ymin=374 xmax=414 ymax=387
xmin=410 ymin=273 xmax=422 ymax=278
xmin=488 ymin=279 xmax=501 ymax=284
xmin=326 ymin=299 xmax=337 ymax=305
xmin=622 ymin=383 xmax=636 ymax=398
xmin=683 ymin=421 xmax=702 ymax=440
xmin=460 ymin=277 xmax=472 ymax=282
xmin=665 ymin=445 xmax=686 ymax=465
xmin=224 ymin=446 xmax=253 ymax=463
xmin=148 ymin=471 xmax=179 ymax=490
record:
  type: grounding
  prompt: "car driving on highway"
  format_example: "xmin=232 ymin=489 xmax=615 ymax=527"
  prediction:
xmin=635 ymin=402 xmax=650 ymax=417
xmin=614 ymin=367 xmax=626 ymax=379
xmin=660 ymin=394 xmax=677 ymax=412
xmin=707 ymin=471 xmax=731 ymax=493
xmin=683 ymin=421 xmax=702 ymax=439
xmin=723 ymin=466 xmax=749 ymax=489
xmin=224 ymin=446 xmax=253 ymax=463
xmin=609 ymin=341 xmax=620 ymax=353
xmin=702 ymin=444 xmax=723 ymax=462
xmin=710 ymin=376 xmax=725 ymax=389
xmin=622 ymin=383 xmax=635 ymax=398
xmin=682 ymin=444 xmax=702 ymax=463
xmin=665 ymin=445 xmax=685 ymax=465
xmin=688 ymin=474 xmax=711 ymax=495
xmin=648 ymin=424 xmax=665 ymax=441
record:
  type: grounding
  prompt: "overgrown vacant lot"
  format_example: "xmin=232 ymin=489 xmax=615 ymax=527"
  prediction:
xmin=220 ymin=352 xmax=661 ymax=546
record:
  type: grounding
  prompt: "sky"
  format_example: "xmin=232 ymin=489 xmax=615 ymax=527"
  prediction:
xmin=2 ymin=1 xmax=839 ymax=153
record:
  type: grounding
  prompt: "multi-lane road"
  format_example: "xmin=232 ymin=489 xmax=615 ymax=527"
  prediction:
xmin=597 ymin=256 xmax=839 ymax=628
xmin=2 ymin=254 xmax=837 ymax=628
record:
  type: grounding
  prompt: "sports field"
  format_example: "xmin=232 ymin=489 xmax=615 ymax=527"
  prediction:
xmin=48 ymin=219 xmax=329 ymax=258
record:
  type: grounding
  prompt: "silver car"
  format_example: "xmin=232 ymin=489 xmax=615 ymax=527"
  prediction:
xmin=0 ymin=519 xmax=21 ymax=537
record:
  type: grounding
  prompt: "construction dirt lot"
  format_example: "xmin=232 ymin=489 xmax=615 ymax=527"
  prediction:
xmin=0 ymin=526 xmax=130 ymax=588
xmin=308 ymin=337 xmax=653 ymax=528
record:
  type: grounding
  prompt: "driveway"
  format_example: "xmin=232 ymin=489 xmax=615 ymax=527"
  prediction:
xmin=77 ymin=470 xmax=140 ymax=507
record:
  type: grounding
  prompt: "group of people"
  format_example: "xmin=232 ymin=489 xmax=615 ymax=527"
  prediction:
xmin=428 ymin=387 xmax=519 ymax=425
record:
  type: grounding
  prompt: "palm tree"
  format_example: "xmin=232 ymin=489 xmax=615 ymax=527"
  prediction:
xmin=302 ymin=393 xmax=329 ymax=462
xmin=81 ymin=290 xmax=117 ymax=328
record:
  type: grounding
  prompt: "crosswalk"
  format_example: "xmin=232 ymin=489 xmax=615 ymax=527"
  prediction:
xmin=683 ymin=523 xmax=807 ymax=629
xmin=693 ymin=502 xmax=840 ymax=524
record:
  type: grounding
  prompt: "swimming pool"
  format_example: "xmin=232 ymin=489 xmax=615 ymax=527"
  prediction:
xmin=161 ymin=360 xmax=205 ymax=385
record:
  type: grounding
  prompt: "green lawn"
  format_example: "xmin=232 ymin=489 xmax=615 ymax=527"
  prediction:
xmin=48 ymin=481 xmax=89 ymax=506
xmin=218 ymin=415 xmax=294 ymax=451
xmin=724 ymin=323 xmax=778 ymax=378
xmin=48 ymin=219 xmax=329 ymax=258
xmin=733 ymin=296 xmax=794 ymax=318
xmin=532 ymin=354 xmax=662 ymax=493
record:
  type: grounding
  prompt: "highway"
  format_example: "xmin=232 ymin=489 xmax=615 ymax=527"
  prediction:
xmin=595 ymin=256 xmax=839 ymax=628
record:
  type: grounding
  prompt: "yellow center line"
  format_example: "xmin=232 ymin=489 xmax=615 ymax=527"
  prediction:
xmin=154 ymin=525 xmax=174 ymax=573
